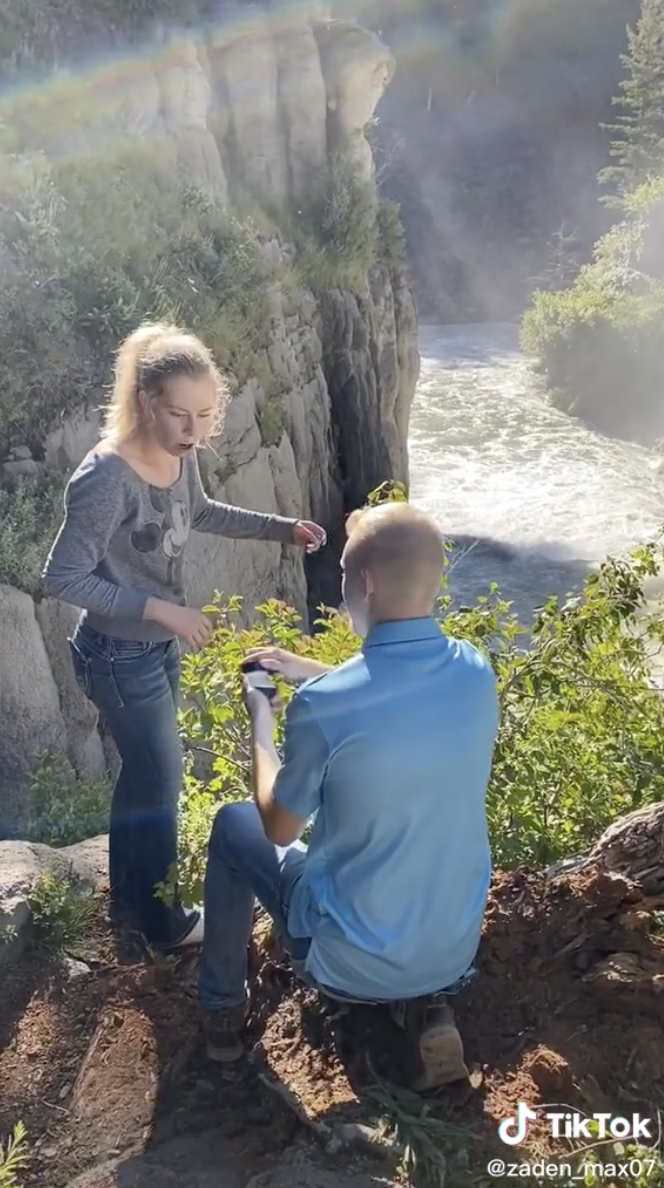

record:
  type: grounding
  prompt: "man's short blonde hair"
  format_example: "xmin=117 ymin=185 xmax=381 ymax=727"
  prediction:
xmin=343 ymin=501 xmax=444 ymax=605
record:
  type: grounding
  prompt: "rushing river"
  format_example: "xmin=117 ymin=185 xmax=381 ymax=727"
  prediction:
xmin=408 ymin=323 xmax=664 ymax=626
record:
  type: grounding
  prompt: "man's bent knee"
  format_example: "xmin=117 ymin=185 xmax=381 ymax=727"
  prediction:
xmin=210 ymin=801 xmax=262 ymax=856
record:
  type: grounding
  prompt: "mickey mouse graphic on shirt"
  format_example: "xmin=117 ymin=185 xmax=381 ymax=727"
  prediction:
xmin=130 ymin=487 xmax=190 ymax=599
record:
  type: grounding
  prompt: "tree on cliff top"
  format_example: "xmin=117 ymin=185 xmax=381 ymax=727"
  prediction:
xmin=600 ymin=0 xmax=664 ymax=202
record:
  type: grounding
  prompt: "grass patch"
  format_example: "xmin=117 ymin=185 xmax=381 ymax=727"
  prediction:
xmin=376 ymin=198 xmax=406 ymax=269
xmin=28 ymin=871 xmax=100 ymax=957
xmin=364 ymin=1080 xmax=463 ymax=1187
xmin=0 ymin=1122 xmax=28 ymax=1188
xmin=26 ymin=753 xmax=112 ymax=848
xmin=0 ymin=472 xmax=66 ymax=594
xmin=277 ymin=149 xmax=379 ymax=292
xmin=365 ymin=1078 xmax=664 ymax=1188
xmin=0 ymin=0 xmax=205 ymax=66
xmin=257 ymin=397 xmax=286 ymax=448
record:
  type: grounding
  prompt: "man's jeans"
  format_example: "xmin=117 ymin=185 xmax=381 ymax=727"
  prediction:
xmin=199 ymin=801 xmax=476 ymax=1011
xmin=69 ymin=623 xmax=198 ymax=948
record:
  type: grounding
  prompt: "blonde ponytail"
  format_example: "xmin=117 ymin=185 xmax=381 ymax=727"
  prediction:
xmin=101 ymin=321 xmax=228 ymax=444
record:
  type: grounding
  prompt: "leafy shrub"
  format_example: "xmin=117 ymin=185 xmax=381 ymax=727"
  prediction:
xmin=156 ymin=596 xmax=358 ymax=905
xmin=26 ymin=753 xmax=112 ymax=848
xmin=282 ymin=148 xmax=379 ymax=292
xmin=162 ymin=497 xmax=664 ymax=905
xmin=521 ymin=179 xmax=664 ymax=431
xmin=0 ymin=1122 xmax=28 ymax=1188
xmin=376 ymin=199 xmax=407 ymax=269
xmin=28 ymin=871 xmax=100 ymax=955
xmin=0 ymin=0 xmax=205 ymax=69
xmin=447 ymin=546 xmax=664 ymax=866
xmin=520 ymin=7 xmax=664 ymax=434
xmin=0 ymin=472 xmax=66 ymax=593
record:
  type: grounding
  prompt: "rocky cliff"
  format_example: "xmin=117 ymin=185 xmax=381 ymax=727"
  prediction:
xmin=0 ymin=1 xmax=419 ymax=833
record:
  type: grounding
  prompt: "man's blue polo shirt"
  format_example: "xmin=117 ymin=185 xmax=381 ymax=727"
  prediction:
xmin=272 ymin=617 xmax=499 ymax=1001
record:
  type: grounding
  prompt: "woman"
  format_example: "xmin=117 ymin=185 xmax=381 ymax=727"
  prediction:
xmin=43 ymin=322 xmax=326 ymax=951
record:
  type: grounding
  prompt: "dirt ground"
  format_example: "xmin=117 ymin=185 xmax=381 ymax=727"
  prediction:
xmin=3 ymin=861 xmax=664 ymax=1187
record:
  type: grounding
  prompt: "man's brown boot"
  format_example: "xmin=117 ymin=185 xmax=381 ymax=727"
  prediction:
xmin=405 ymin=997 xmax=469 ymax=1091
xmin=202 ymin=999 xmax=250 ymax=1063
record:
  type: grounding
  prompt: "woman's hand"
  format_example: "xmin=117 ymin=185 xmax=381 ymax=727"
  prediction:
xmin=144 ymin=598 xmax=214 ymax=649
xmin=243 ymin=645 xmax=332 ymax=682
xmin=293 ymin=520 xmax=327 ymax=552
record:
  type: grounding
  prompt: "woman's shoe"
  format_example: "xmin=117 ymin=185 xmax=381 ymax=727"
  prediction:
xmin=174 ymin=909 xmax=205 ymax=947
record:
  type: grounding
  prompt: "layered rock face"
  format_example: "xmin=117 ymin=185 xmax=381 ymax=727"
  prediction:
xmin=0 ymin=4 xmax=419 ymax=832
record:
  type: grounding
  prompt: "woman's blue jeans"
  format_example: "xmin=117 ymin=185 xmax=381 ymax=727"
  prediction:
xmin=69 ymin=622 xmax=198 ymax=948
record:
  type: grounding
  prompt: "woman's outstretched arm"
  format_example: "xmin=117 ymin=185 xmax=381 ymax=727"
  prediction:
xmin=188 ymin=452 xmax=298 ymax=543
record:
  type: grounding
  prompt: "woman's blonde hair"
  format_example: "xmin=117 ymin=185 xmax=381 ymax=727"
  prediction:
xmin=101 ymin=321 xmax=228 ymax=444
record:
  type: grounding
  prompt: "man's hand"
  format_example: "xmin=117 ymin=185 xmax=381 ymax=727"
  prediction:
xmin=244 ymin=646 xmax=333 ymax=683
xmin=241 ymin=675 xmax=303 ymax=846
xmin=241 ymin=675 xmax=280 ymax=735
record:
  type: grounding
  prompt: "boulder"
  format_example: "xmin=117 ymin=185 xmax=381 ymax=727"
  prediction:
xmin=0 ymin=585 xmax=72 ymax=831
xmin=57 ymin=835 xmax=109 ymax=890
xmin=35 ymin=598 xmax=106 ymax=778
xmin=0 ymin=841 xmax=46 ymax=947
xmin=43 ymin=406 xmax=100 ymax=471
xmin=0 ymin=835 xmax=107 ymax=957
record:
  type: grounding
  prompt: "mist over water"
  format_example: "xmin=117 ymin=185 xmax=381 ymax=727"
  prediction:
xmin=408 ymin=323 xmax=664 ymax=625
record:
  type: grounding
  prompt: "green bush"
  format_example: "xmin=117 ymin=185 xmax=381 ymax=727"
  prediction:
xmin=0 ymin=140 xmax=272 ymax=448
xmin=0 ymin=472 xmax=66 ymax=593
xmin=0 ymin=1122 xmax=28 ymax=1188
xmin=0 ymin=0 xmax=205 ymax=67
xmin=521 ymin=179 xmax=664 ymax=426
xmin=28 ymin=871 xmax=100 ymax=956
xmin=281 ymin=148 xmax=380 ymax=292
xmin=26 ymin=753 xmax=112 ymax=847
xmin=159 ymin=501 xmax=664 ymax=906
xmin=520 ymin=6 xmax=664 ymax=430
xmin=376 ymin=198 xmax=407 ymax=269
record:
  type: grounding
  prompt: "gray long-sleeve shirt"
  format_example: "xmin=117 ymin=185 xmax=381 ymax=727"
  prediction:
xmin=43 ymin=448 xmax=298 ymax=642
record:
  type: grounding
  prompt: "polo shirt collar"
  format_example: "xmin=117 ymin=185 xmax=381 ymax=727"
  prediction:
xmin=363 ymin=617 xmax=442 ymax=649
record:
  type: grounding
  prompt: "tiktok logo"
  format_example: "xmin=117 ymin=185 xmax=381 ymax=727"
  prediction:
xmin=498 ymin=1102 xmax=538 ymax=1146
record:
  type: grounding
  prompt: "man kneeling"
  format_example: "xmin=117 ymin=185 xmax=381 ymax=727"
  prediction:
xmin=198 ymin=502 xmax=499 ymax=1090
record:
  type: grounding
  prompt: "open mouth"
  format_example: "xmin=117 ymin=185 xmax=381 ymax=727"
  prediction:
xmin=177 ymin=443 xmax=195 ymax=452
